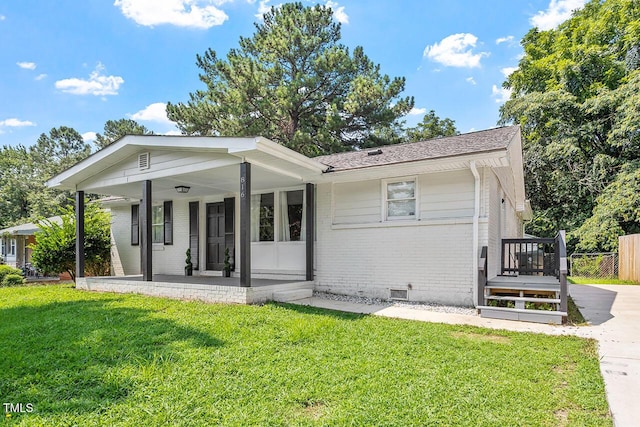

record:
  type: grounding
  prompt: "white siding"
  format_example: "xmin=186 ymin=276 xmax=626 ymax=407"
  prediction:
xmin=317 ymin=175 xmax=475 ymax=306
xmin=419 ymin=170 xmax=475 ymax=219
xmin=333 ymin=180 xmax=381 ymax=224
xmin=110 ymin=206 xmax=140 ymax=275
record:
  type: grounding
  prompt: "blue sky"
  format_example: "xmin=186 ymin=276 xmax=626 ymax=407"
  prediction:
xmin=0 ymin=0 xmax=587 ymax=149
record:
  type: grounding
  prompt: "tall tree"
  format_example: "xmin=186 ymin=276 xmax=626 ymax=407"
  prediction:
xmin=499 ymin=0 xmax=640 ymax=250
xmin=167 ymin=2 xmax=414 ymax=155
xmin=406 ymin=110 xmax=458 ymax=142
xmin=0 ymin=146 xmax=32 ymax=228
xmin=94 ymin=119 xmax=153 ymax=149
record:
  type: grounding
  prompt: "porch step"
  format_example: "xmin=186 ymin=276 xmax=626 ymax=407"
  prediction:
xmin=486 ymin=295 xmax=561 ymax=304
xmin=478 ymin=306 xmax=566 ymax=325
xmin=272 ymin=288 xmax=313 ymax=302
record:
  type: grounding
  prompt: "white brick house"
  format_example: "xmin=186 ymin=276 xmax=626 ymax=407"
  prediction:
xmin=47 ymin=125 xmax=531 ymax=307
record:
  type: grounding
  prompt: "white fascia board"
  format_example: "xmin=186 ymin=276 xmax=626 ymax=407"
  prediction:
xmin=78 ymin=157 xmax=242 ymax=191
xmin=253 ymin=137 xmax=328 ymax=173
xmin=46 ymin=135 xmax=258 ymax=190
xmin=506 ymin=129 xmax=527 ymax=210
xmin=317 ymin=150 xmax=509 ymax=183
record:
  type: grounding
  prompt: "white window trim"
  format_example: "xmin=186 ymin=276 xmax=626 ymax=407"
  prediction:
xmin=251 ymin=186 xmax=306 ymax=243
xmin=381 ymin=176 xmax=419 ymax=221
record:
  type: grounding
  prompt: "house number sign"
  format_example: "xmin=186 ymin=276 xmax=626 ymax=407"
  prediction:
xmin=240 ymin=176 xmax=246 ymax=199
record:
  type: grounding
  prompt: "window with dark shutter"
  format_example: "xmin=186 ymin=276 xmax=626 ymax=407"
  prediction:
xmin=163 ymin=201 xmax=173 ymax=245
xmin=131 ymin=204 xmax=139 ymax=246
xmin=189 ymin=201 xmax=199 ymax=270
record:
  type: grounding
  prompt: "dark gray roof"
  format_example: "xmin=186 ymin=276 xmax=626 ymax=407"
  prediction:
xmin=314 ymin=125 xmax=520 ymax=171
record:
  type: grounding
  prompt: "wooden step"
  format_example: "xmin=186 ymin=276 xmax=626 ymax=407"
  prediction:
xmin=486 ymin=295 xmax=561 ymax=304
xmin=478 ymin=306 xmax=566 ymax=325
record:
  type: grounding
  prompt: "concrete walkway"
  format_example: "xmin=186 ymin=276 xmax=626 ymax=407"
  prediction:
xmin=293 ymin=284 xmax=640 ymax=427
xmin=569 ymin=284 xmax=640 ymax=427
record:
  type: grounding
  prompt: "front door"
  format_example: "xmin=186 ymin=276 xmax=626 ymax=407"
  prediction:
xmin=206 ymin=202 xmax=225 ymax=270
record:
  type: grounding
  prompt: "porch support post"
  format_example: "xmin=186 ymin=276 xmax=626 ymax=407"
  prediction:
xmin=239 ymin=162 xmax=251 ymax=287
xmin=75 ymin=190 xmax=85 ymax=279
xmin=141 ymin=180 xmax=153 ymax=281
xmin=305 ymin=183 xmax=314 ymax=281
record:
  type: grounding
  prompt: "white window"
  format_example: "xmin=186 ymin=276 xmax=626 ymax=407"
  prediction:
xmin=7 ymin=239 xmax=16 ymax=256
xmin=251 ymin=193 xmax=275 ymax=242
xmin=0 ymin=238 xmax=5 ymax=257
xmin=384 ymin=179 xmax=417 ymax=220
xmin=152 ymin=205 xmax=164 ymax=244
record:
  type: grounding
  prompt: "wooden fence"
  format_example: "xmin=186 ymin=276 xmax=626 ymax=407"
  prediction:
xmin=619 ymin=234 xmax=640 ymax=283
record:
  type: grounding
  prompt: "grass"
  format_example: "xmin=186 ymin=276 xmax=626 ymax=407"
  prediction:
xmin=567 ymin=296 xmax=588 ymax=326
xmin=1 ymin=284 xmax=611 ymax=426
xmin=568 ymin=276 xmax=639 ymax=285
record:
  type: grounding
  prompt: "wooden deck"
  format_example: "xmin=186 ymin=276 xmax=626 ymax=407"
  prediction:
xmin=478 ymin=275 xmax=566 ymax=325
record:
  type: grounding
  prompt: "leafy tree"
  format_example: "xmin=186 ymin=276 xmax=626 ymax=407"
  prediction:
xmin=167 ymin=2 xmax=414 ymax=155
xmin=406 ymin=110 xmax=458 ymax=142
xmin=573 ymin=162 xmax=640 ymax=251
xmin=95 ymin=119 xmax=153 ymax=149
xmin=0 ymin=145 xmax=32 ymax=228
xmin=499 ymin=0 xmax=640 ymax=249
xmin=30 ymin=202 xmax=111 ymax=282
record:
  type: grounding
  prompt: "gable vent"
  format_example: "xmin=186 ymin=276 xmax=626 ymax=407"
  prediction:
xmin=367 ymin=149 xmax=383 ymax=156
xmin=389 ymin=289 xmax=408 ymax=301
xmin=138 ymin=152 xmax=150 ymax=170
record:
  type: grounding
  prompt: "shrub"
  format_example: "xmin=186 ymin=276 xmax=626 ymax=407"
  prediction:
xmin=2 ymin=273 xmax=25 ymax=287
xmin=0 ymin=265 xmax=23 ymax=283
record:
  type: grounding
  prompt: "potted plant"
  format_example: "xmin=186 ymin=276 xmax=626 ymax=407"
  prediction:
xmin=223 ymin=248 xmax=232 ymax=277
xmin=185 ymin=248 xmax=193 ymax=276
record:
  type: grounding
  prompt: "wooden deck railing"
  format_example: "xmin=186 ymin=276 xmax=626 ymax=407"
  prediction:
xmin=501 ymin=237 xmax=556 ymax=276
xmin=478 ymin=246 xmax=488 ymax=307
xmin=555 ymin=230 xmax=568 ymax=316
xmin=497 ymin=231 xmax=568 ymax=320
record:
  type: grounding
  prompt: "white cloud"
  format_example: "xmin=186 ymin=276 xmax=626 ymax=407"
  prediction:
xmin=17 ymin=62 xmax=36 ymax=70
xmin=495 ymin=35 xmax=514 ymax=45
xmin=408 ymin=107 xmax=427 ymax=116
xmin=424 ymin=33 xmax=489 ymax=68
xmin=35 ymin=73 xmax=48 ymax=81
xmin=130 ymin=102 xmax=175 ymax=125
xmin=115 ymin=0 xmax=228 ymax=28
xmin=500 ymin=67 xmax=518 ymax=78
xmin=492 ymin=84 xmax=513 ymax=104
xmin=326 ymin=1 xmax=348 ymax=24
xmin=466 ymin=77 xmax=476 ymax=85
xmin=82 ymin=132 xmax=97 ymax=142
xmin=164 ymin=129 xmax=183 ymax=136
xmin=0 ymin=118 xmax=36 ymax=127
xmin=255 ymin=0 xmax=278 ymax=20
xmin=530 ymin=0 xmax=587 ymax=31
xmin=55 ymin=63 xmax=124 ymax=96
xmin=0 ymin=15 xmax=5 ymax=21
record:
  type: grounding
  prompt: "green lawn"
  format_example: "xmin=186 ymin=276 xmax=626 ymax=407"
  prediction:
xmin=568 ymin=276 xmax=639 ymax=285
xmin=1 ymin=285 xmax=611 ymax=426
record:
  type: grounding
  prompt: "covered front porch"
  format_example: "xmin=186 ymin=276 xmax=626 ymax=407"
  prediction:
xmin=47 ymin=135 xmax=327 ymax=303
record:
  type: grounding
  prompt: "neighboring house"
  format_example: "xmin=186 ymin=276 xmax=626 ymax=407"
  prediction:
xmin=0 ymin=216 xmax=62 ymax=270
xmin=46 ymin=126 xmax=535 ymax=309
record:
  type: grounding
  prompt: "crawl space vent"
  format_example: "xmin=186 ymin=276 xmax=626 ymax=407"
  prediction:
xmin=138 ymin=152 xmax=150 ymax=170
xmin=367 ymin=149 xmax=383 ymax=156
xmin=389 ymin=289 xmax=408 ymax=301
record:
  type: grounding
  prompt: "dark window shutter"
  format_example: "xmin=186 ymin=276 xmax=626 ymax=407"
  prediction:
xmin=189 ymin=201 xmax=199 ymax=270
xmin=164 ymin=201 xmax=173 ymax=245
xmin=224 ymin=197 xmax=235 ymax=270
xmin=131 ymin=204 xmax=139 ymax=246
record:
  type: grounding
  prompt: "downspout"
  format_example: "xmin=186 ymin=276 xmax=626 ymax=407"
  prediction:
xmin=470 ymin=161 xmax=480 ymax=307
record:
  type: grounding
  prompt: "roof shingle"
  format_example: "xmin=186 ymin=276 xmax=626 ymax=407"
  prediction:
xmin=313 ymin=125 xmax=520 ymax=171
